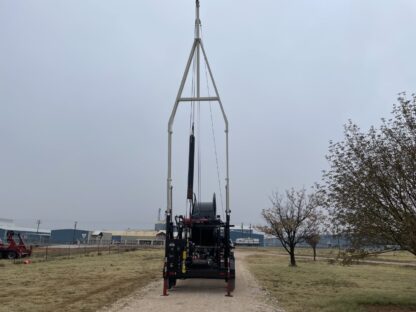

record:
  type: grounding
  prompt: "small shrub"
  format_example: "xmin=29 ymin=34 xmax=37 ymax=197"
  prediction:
xmin=327 ymin=259 xmax=337 ymax=265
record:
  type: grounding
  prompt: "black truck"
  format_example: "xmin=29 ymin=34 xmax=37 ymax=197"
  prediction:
xmin=163 ymin=191 xmax=235 ymax=295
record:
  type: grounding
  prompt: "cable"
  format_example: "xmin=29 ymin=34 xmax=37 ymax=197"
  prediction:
xmin=196 ymin=27 xmax=202 ymax=204
xmin=197 ymin=87 xmax=201 ymax=203
xmin=200 ymin=25 xmax=225 ymax=218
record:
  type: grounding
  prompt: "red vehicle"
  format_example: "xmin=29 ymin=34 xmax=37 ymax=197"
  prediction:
xmin=0 ymin=231 xmax=32 ymax=259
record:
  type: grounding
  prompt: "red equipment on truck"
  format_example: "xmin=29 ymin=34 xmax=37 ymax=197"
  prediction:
xmin=0 ymin=231 xmax=32 ymax=259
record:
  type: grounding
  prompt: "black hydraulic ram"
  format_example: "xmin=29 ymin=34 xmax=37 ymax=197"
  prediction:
xmin=187 ymin=133 xmax=195 ymax=200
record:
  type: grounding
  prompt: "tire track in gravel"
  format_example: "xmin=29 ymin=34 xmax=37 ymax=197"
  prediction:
xmin=100 ymin=250 xmax=283 ymax=312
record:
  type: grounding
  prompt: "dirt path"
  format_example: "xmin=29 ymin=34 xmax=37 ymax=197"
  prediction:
xmin=101 ymin=250 xmax=282 ymax=312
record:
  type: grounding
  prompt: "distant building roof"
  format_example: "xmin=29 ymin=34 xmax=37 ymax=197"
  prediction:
xmin=108 ymin=230 xmax=158 ymax=237
xmin=51 ymin=229 xmax=89 ymax=232
xmin=0 ymin=224 xmax=51 ymax=235
xmin=231 ymin=228 xmax=263 ymax=235
xmin=0 ymin=218 xmax=14 ymax=227
xmin=91 ymin=230 xmax=111 ymax=236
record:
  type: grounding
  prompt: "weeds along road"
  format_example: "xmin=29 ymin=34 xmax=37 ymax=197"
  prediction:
xmin=101 ymin=250 xmax=282 ymax=312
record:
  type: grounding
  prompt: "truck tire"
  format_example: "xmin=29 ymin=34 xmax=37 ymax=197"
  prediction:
xmin=7 ymin=251 xmax=17 ymax=259
xmin=227 ymin=278 xmax=235 ymax=292
xmin=168 ymin=277 xmax=176 ymax=289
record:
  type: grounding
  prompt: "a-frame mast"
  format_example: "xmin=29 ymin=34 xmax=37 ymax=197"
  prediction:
xmin=163 ymin=2 xmax=234 ymax=296
xmin=166 ymin=0 xmax=230 ymax=221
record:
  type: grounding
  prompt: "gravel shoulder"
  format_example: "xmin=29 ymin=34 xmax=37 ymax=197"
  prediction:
xmin=100 ymin=250 xmax=283 ymax=312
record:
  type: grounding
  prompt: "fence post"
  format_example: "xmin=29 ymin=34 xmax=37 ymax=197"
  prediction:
xmin=68 ymin=243 xmax=71 ymax=258
xmin=45 ymin=245 xmax=48 ymax=261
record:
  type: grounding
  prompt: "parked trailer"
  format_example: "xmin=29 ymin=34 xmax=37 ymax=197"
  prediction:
xmin=0 ymin=231 xmax=32 ymax=259
xmin=235 ymin=238 xmax=260 ymax=247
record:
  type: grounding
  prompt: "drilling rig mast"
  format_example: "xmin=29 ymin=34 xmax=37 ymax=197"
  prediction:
xmin=163 ymin=0 xmax=234 ymax=296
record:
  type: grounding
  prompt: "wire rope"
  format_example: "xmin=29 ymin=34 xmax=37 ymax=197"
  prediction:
xmin=200 ymin=25 xmax=225 ymax=218
xmin=197 ymin=75 xmax=201 ymax=204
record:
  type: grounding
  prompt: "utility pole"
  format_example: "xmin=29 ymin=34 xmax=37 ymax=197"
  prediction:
xmin=72 ymin=221 xmax=78 ymax=244
xmin=36 ymin=219 xmax=41 ymax=245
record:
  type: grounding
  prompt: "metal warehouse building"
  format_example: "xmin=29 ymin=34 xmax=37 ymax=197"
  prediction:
xmin=50 ymin=229 xmax=112 ymax=244
xmin=230 ymin=228 xmax=264 ymax=246
xmin=0 ymin=218 xmax=50 ymax=245
xmin=264 ymin=234 xmax=350 ymax=248
xmin=110 ymin=230 xmax=165 ymax=246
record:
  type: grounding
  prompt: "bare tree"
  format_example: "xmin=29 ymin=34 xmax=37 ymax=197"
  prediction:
xmin=257 ymin=188 xmax=322 ymax=266
xmin=305 ymin=233 xmax=320 ymax=261
xmin=322 ymin=93 xmax=416 ymax=255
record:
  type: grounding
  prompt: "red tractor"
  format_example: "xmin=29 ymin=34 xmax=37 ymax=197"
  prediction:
xmin=0 ymin=231 xmax=32 ymax=259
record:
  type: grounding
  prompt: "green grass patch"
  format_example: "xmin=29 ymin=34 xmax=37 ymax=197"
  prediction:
xmin=245 ymin=252 xmax=416 ymax=312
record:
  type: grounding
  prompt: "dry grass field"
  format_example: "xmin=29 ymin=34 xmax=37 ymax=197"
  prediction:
xmin=257 ymin=247 xmax=416 ymax=264
xmin=245 ymin=249 xmax=416 ymax=312
xmin=0 ymin=249 xmax=163 ymax=312
xmin=2 ymin=247 xmax=415 ymax=312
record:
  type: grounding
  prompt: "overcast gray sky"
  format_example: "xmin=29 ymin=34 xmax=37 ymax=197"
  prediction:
xmin=1 ymin=0 xmax=415 ymax=230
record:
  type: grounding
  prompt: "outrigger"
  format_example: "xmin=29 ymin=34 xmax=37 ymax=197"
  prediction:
xmin=163 ymin=0 xmax=235 ymax=296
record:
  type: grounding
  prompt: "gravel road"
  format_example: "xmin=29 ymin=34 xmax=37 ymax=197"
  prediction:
xmin=101 ymin=250 xmax=282 ymax=312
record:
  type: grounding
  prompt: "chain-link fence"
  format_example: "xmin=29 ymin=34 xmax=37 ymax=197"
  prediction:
xmin=4 ymin=240 xmax=164 ymax=264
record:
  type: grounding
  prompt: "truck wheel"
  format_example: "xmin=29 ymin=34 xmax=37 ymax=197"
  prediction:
xmin=168 ymin=277 xmax=176 ymax=289
xmin=227 ymin=278 xmax=235 ymax=292
xmin=7 ymin=251 xmax=17 ymax=259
